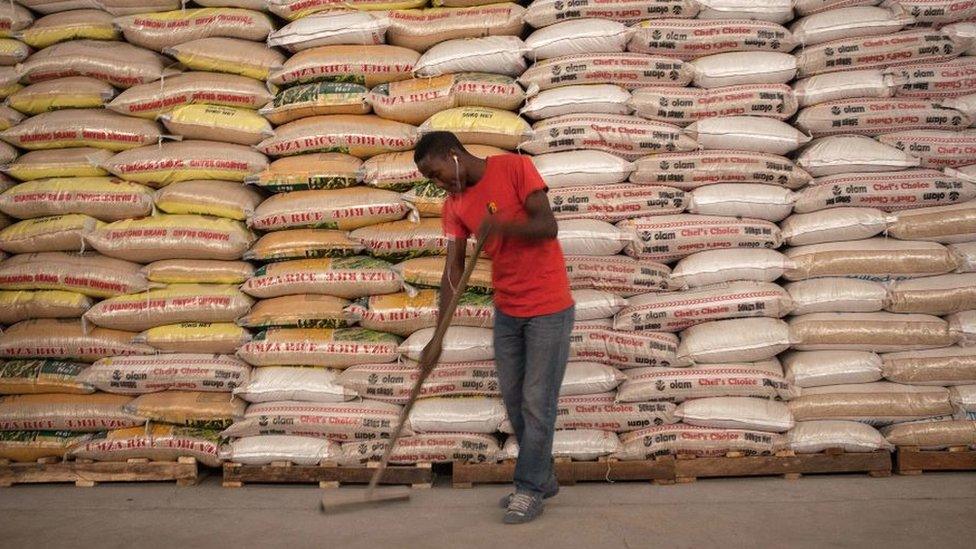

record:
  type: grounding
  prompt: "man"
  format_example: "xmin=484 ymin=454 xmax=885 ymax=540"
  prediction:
xmin=414 ymin=132 xmax=575 ymax=524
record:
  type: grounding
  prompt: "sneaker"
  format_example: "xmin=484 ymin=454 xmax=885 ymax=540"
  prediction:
xmin=503 ymin=492 xmax=543 ymax=525
xmin=498 ymin=477 xmax=559 ymax=508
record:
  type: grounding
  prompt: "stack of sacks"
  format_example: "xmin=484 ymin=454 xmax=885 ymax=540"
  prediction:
xmin=0 ymin=1 xmax=272 ymax=465
xmin=783 ymin=2 xmax=976 ymax=453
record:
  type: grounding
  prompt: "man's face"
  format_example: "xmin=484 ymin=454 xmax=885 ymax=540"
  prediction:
xmin=417 ymin=153 xmax=465 ymax=195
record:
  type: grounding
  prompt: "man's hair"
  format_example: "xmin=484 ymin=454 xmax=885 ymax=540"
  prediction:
xmin=414 ymin=131 xmax=463 ymax=165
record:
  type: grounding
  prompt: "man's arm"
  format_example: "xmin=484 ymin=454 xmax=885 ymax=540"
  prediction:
xmin=481 ymin=190 xmax=558 ymax=241
xmin=438 ymin=236 xmax=467 ymax=322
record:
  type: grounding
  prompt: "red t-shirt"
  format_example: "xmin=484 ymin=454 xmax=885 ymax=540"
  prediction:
xmin=442 ymin=154 xmax=574 ymax=318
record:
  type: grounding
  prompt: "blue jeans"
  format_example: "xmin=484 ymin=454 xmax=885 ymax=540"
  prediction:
xmin=493 ymin=304 xmax=575 ymax=495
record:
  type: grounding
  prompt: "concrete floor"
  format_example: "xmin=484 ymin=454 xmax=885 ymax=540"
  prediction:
xmin=1 ymin=473 xmax=975 ymax=549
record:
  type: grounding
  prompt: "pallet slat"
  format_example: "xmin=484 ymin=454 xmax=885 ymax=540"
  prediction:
xmin=222 ymin=461 xmax=433 ymax=488
xmin=674 ymin=450 xmax=892 ymax=482
xmin=0 ymin=457 xmax=202 ymax=487
xmin=895 ymin=446 xmax=976 ymax=475
xmin=451 ymin=457 xmax=676 ymax=488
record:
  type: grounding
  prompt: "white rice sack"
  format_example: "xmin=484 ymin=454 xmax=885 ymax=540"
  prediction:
xmin=796 ymin=0 xmax=883 ymax=17
xmin=572 ymin=289 xmax=627 ymax=321
xmin=557 ymin=219 xmax=630 ymax=256
xmin=615 ymin=424 xmax=787 ymax=459
xmin=795 ymin=135 xmax=920 ymax=177
xmin=675 ymin=396 xmax=795 ymax=432
xmin=532 ymin=151 xmax=634 ymax=189
xmin=793 ymin=70 xmax=897 ymax=108
xmin=670 ymin=249 xmax=792 ymax=288
xmin=785 ymin=278 xmax=888 ymax=315
xmin=782 ymin=350 xmax=884 ymax=388
xmin=223 ymin=400 xmax=407 ymax=441
xmin=696 ymin=0 xmax=794 ymax=23
xmin=617 ymin=214 xmax=782 ymax=264
xmin=219 ymin=435 xmax=342 ymax=465
xmin=630 ymin=150 xmax=811 ymax=190
xmin=795 ymin=170 xmax=976 ymax=214
xmin=339 ymin=433 xmax=500 ymax=464
xmin=560 ymin=362 xmax=625 ymax=396
xmin=413 ymin=36 xmax=527 ymax=78
xmin=525 ymin=19 xmax=632 ymax=60
xmin=499 ymin=392 xmax=676 ymax=433
xmin=407 ymin=397 xmax=506 ymax=433
xmin=616 ymin=363 xmax=797 ymax=403
xmin=499 ymin=430 xmax=622 ymax=461
xmin=690 ymin=52 xmax=797 ymax=88
xmin=678 ymin=317 xmax=793 ymax=364
xmin=688 ymin=184 xmax=795 ymax=221
xmin=521 ymin=84 xmax=631 ymax=120
xmin=266 ymin=12 xmax=390 ymax=51
xmin=399 ymin=327 xmax=494 ymax=362
xmin=780 ymin=208 xmax=894 ymax=246
xmin=788 ymin=420 xmax=893 ymax=453
xmin=571 ymin=319 xmax=681 ymax=369
xmin=685 ymin=116 xmax=812 ymax=155
xmin=613 ymin=281 xmax=793 ymax=332
xmin=790 ymin=5 xmax=914 ymax=46
xmin=233 ymin=367 xmax=356 ymax=404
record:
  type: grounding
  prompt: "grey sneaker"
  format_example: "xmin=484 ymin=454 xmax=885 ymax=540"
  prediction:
xmin=498 ymin=477 xmax=559 ymax=508
xmin=503 ymin=492 xmax=543 ymax=524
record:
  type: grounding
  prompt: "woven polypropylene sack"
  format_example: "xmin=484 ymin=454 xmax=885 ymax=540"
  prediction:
xmin=678 ymin=318 xmax=793 ymax=364
xmin=102 ymin=140 xmax=268 ymax=186
xmin=237 ymin=328 xmax=401 ymax=368
xmin=0 ymin=252 xmax=151 ymax=297
xmin=670 ymin=249 xmax=792 ymax=288
xmin=614 ymin=424 xmax=787 ymax=459
xmin=630 ymin=150 xmax=811 ymax=190
xmin=785 ymin=278 xmax=886 ymax=315
xmin=888 ymin=202 xmax=976 ymax=244
xmin=781 ymin=208 xmax=894 ymax=247
xmin=233 ymin=367 xmax=354 ymax=403
xmin=788 ymin=382 xmax=953 ymax=425
xmin=219 ymin=435 xmax=341 ymax=465
xmin=83 ymin=285 xmax=253 ymax=332
xmin=248 ymin=188 xmax=408 ymax=232
xmin=399 ymin=326 xmax=494 ymax=363
xmin=519 ymin=53 xmax=693 ymax=94
xmin=81 ymin=354 xmax=249 ymax=395
xmin=222 ymin=400 xmax=408 ymax=441
xmin=790 ymin=312 xmax=955 ymax=352
xmin=0 ymin=393 xmax=143 ymax=431
xmin=108 ymin=72 xmax=272 ymax=119
xmin=618 ymin=214 xmax=781 ymax=263
xmin=882 ymin=346 xmax=976 ymax=386
xmin=788 ymin=420 xmax=893 ymax=453
xmin=675 ymin=397 xmax=795 ymax=432
xmin=689 ymin=52 xmax=797 ymax=88
xmin=242 ymin=257 xmax=400 ymax=300
xmin=784 ymin=238 xmax=958 ymax=282
xmin=563 ymin=255 xmax=675 ymax=297
xmin=782 ymin=350 xmax=883 ymax=388
xmin=617 ymin=364 xmax=797 ymax=403
xmin=571 ymin=319 xmax=680 ymax=368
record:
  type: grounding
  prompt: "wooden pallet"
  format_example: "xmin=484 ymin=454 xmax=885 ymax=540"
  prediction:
xmin=895 ymin=446 xmax=976 ymax=475
xmin=673 ymin=449 xmax=892 ymax=483
xmin=222 ymin=461 xmax=433 ymax=488
xmin=0 ymin=457 xmax=203 ymax=487
xmin=451 ymin=456 xmax=676 ymax=488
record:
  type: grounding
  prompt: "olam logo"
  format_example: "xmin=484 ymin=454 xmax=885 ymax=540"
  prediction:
xmin=655 ymin=380 xmax=667 ymax=391
xmin=551 ymin=65 xmax=562 ymax=76
xmin=659 ymin=161 xmax=670 ymax=170
xmin=368 ymin=373 xmax=379 ymax=384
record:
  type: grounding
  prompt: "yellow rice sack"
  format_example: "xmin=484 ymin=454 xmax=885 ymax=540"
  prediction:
xmin=114 ymin=8 xmax=274 ymax=52
xmin=246 ymin=153 xmax=361 ymax=193
xmin=350 ymin=218 xmax=450 ymax=260
xmin=142 ymin=259 xmax=254 ymax=285
xmin=0 ymin=176 xmax=154 ymax=221
xmin=0 ymin=393 xmax=144 ymax=432
xmin=268 ymin=45 xmax=420 ymax=88
xmin=18 ymin=9 xmax=118 ymax=49
xmin=17 ymin=39 xmax=172 ymax=88
xmin=6 ymin=77 xmax=114 ymax=115
xmin=0 ymin=290 xmax=93 ymax=324
xmin=369 ymin=73 xmax=526 ymax=126
xmin=0 ymin=105 xmax=24 ymax=131
xmin=84 ymin=284 xmax=254 ymax=332
xmin=154 ymin=180 xmax=264 ymax=220
xmin=0 ymin=430 xmax=91 ymax=462
xmin=108 ymin=72 xmax=273 ymax=119
xmin=237 ymin=328 xmax=402 ymax=368
xmin=0 ymin=251 xmax=151 ymax=297
xmin=246 ymin=230 xmax=365 ymax=262
xmin=260 ymin=83 xmax=370 ymax=126
xmin=0 ymin=359 xmax=93 ymax=394
xmin=124 ymin=391 xmax=245 ymax=429
xmin=242 ymin=257 xmax=401 ymax=299
xmin=346 ymin=290 xmax=493 ymax=336
xmin=0 ymin=214 xmax=101 ymax=254
xmin=102 ymin=140 xmax=269 ymax=186
xmin=267 ymin=0 xmax=426 ymax=20
xmin=83 ymin=354 xmax=250 ymax=394
xmin=360 ymin=144 xmax=504 ymax=191
xmin=256 ymin=115 xmax=417 ymax=158
xmin=237 ymin=294 xmax=351 ymax=329
xmin=164 ymin=38 xmax=285 ymax=80
xmin=85 ymin=214 xmax=256 ymax=262
xmin=402 ymin=182 xmax=446 ymax=218
xmin=0 ymin=109 xmax=162 ymax=151
xmin=395 ymin=256 xmax=493 ymax=293
xmin=136 ymin=322 xmax=251 ymax=355
xmin=69 ymin=424 xmax=223 ymax=466
xmin=160 ymin=105 xmax=272 ymax=146
xmin=249 ymin=187 xmax=408 ymax=231
xmin=4 ymin=148 xmax=112 ymax=181
xmin=419 ymin=107 xmax=530 ymax=150
xmin=0 ymin=40 xmax=40 ymax=69
xmin=0 ymin=318 xmax=154 ymax=362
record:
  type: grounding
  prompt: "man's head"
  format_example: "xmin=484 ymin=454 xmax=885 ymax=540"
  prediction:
xmin=414 ymin=131 xmax=473 ymax=195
